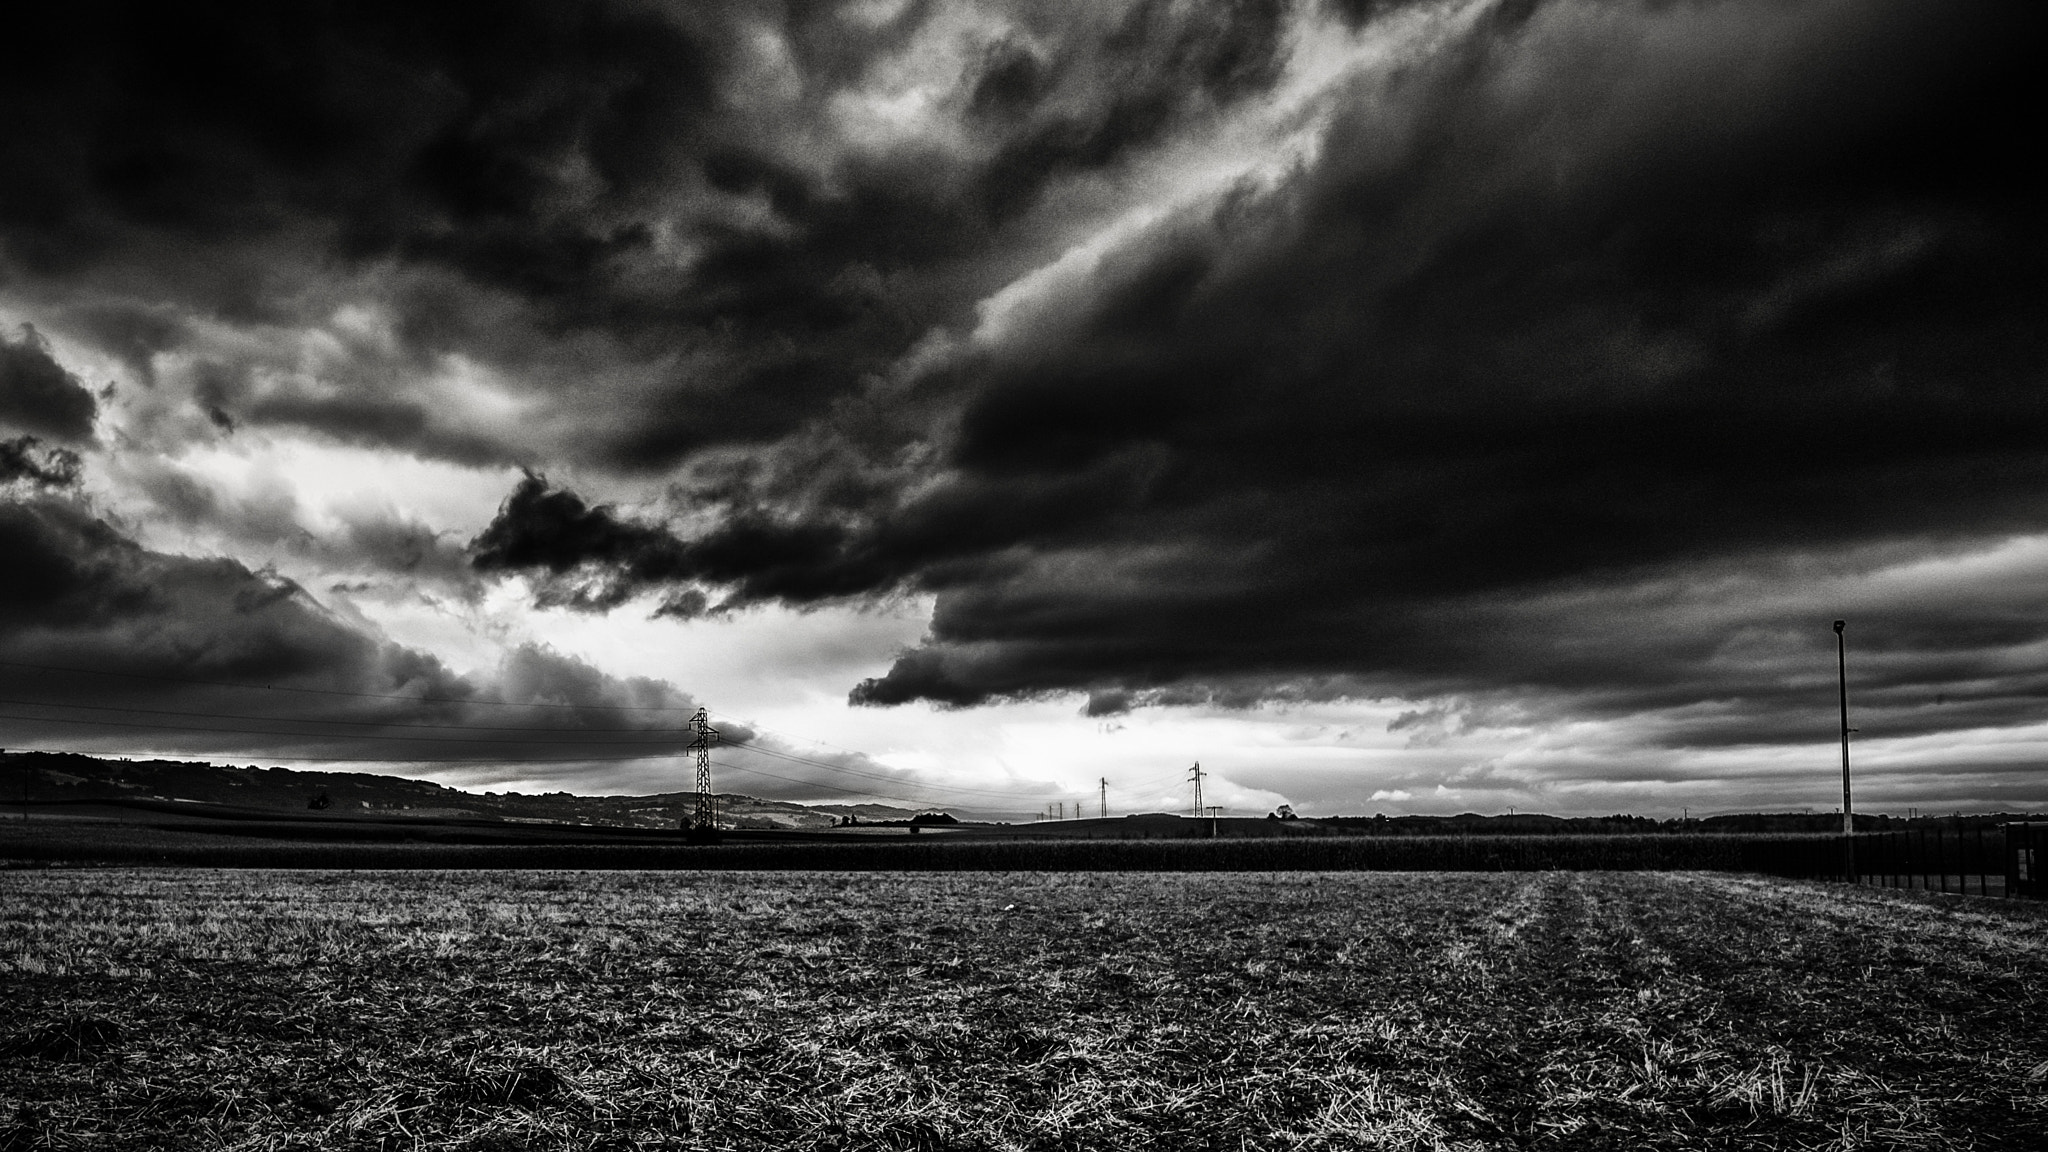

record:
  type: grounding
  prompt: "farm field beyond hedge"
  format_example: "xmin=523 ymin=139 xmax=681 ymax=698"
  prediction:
xmin=2 ymin=870 xmax=2044 ymax=1151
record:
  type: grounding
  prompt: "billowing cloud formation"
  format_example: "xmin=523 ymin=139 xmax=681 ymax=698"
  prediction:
xmin=0 ymin=437 xmax=83 ymax=488
xmin=854 ymin=0 xmax=2048 ymax=710
xmin=7 ymin=0 xmax=2048 ymax=804
xmin=0 ymin=327 xmax=96 ymax=442
xmin=465 ymin=1 xmax=2048 ymax=745
xmin=0 ymin=495 xmax=699 ymax=760
xmin=2 ymin=0 xmax=1302 ymax=472
xmin=0 ymin=493 xmax=954 ymax=799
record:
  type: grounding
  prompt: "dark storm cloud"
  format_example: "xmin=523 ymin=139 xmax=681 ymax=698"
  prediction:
xmin=10 ymin=0 xmax=2048 ymax=790
xmin=0 ymin=327 xmax=97 ymax=442
xmin=0 ymin=437 xmax=84 ymax=488
xmin=0 ymin=493 xmax=731 ymax=766
xmin=6 ymin=0 xmax=744 ymax=468
xmin=846 ymin=0 xmax=2048 ymax=715
xmin=470 ymin=472 xmax=881 ymax=610
xmin=0 ymin=489 xmax=933 ymax=797
xmin=469 ymin=0 xmax=2048 ymax=757
xmin=238 ymin=391 xmax=518 ymax=467
xmin=2 ymin=0 xmax=1298 ymax=476
xmin=64 ymin=304 xmax=187 ymax=388
xmin=0 ymin=1 xmax=715 ymax=294
xmin=469 ymin=436 xmax=1173 ymax=611
xmin=972 ymin=0 xmax=1290 ymax=221
xmin=0 ymin=0 xmax=726 ymax=459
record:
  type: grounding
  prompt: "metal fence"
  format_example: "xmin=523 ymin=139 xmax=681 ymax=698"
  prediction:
xmin=2010 ymin=822 xmax=2048 ymax=899
xmin=1849 ymin=824 xmax=2045 ymax=898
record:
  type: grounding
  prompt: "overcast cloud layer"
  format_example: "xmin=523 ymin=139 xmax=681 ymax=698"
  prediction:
xmin=3 ymin=0 xmax=2046 ymax=812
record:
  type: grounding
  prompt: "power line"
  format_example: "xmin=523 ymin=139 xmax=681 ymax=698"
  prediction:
xmin=4 ymin=740 xmax=999 ymax=802
xmin=705 ymin=710 xmax=1087 ymax=802
xmin=0 ymin=691 xmax=1063 ymax=800
xmin=4 ymin=740 xmax=968 ymax=790
xmin=0 ymin=688 xmax=1073 ymax=799
xmin=0 ymin=709 xmax=1064 ymax=805
xmin=704 ymin=708 xmax=1211 ymax=808
xmin=0 ymin=660 xmax=1093 ymax=806
xmin=0 ymin=711 xmax=1072 ymax=808
xmin=0 ymin=661 xmax=987 ymax=794
xmin=2 ymin=735 xmax=1175 ymax=818
xmin=722 ymin=738 xmax=1062 ymax=801
xmin=721 ymin=715 xmax=1198 ymax=811
xmin=6 ymin=740 xmax=1052 ymax=818
xmin=648 ymin=698 xmax=1050 ymax=797
xmin=705 ymin=756 xmax=1030 ymax=812
xmin=700 ymin=708 xmax=902 ymax=766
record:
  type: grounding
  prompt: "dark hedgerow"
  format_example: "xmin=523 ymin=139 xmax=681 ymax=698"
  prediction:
xmin=0 ymin=821 xmax=1862 ymax=874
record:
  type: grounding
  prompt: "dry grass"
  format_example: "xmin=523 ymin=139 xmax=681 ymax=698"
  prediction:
xmin=1 ymin=870 xmax=2044 ymax=1150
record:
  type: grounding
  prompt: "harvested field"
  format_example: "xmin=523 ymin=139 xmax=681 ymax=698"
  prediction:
xmin=2 ymin=870 xmax=2044 ymax=1150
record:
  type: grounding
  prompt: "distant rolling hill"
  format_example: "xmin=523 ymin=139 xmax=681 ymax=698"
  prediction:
xmin=0 ymin=750 xmax=931 ymax=831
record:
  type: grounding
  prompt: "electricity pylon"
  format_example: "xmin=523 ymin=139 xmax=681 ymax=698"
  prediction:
xmin=1188 ymin=761 xmax=1205 ymax=818
xmin=689 ymin=708 xmax=720 ymax=832
xmin=1100 ymin=777 xmax=1108 ymax=820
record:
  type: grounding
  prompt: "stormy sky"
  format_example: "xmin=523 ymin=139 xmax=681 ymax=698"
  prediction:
xmin=2 ymin=0 xmax=2044 ymax=816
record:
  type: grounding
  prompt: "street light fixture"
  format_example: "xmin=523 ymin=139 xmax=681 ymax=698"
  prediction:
xmin=1834 ymin=620 xmax=1854 ymax=881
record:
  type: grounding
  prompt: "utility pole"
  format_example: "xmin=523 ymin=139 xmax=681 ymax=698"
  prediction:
xmin=1188 ymin=762 xmax=1205 ymax=818
xmin=1834 ymin=620 xmax=1855 ymax=882
xmin=1205 ymin=804 xmax=1222 ymax=838
xmin=1100 ymin=777 xmax=1108 ymax=820
xmin=689 ymin=708 xmax=720 ymax=834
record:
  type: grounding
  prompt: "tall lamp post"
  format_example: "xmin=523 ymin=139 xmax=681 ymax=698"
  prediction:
xmin=1834 ymin=620 xmax=1854 ymax=881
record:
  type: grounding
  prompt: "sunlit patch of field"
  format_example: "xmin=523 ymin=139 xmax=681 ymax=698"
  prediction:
xmin=2 ymin=870 xmax=2044 ymax=1150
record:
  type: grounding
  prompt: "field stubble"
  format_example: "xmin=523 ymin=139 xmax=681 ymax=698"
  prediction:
xmin=1 ymin=870 xmax=2044 ymax=1150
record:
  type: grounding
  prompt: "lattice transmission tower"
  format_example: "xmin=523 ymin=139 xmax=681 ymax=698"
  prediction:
xmin=1188 ymin=761 xmax=1205 ymax=818
xmin=689 ymin=708 xmax=720 ymax=831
